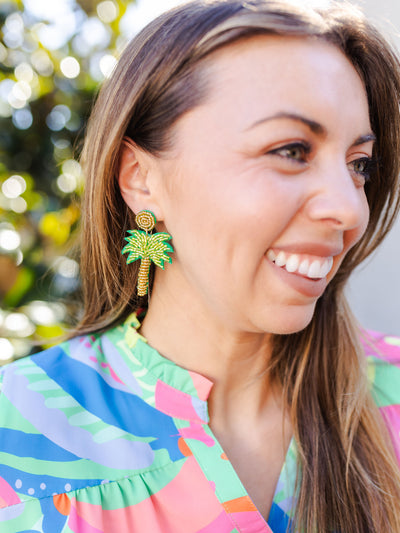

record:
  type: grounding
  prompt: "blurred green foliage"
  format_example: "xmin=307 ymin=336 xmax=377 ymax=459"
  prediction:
xmin=0 ymin=0 xmax=134 ymax=362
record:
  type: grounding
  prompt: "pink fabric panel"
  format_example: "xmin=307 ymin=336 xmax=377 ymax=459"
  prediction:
xmin=69 ymin=456 xmax=224 ymax=533
xmin=68 ymin=500 xmax=104 ymax=533
xmin=0 ymin=477 xmax=21 ymax=508
xmin=188 ymin=370 xmax=213 ymax=401
xmin=362 ymin=331 xmax=400 ymax=366
xmin=155 ymin=380 xmax=206 ymax=422
xmin=179 ymin=421 xmax=215 ymax=447
xmin=197 ymin=510 xmax=236 ymax=532
xmin=230 ymin=511 xmax=274 ymax=533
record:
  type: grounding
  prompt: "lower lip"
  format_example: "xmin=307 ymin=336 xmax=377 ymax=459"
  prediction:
xmin=266 ymin=258 xmax=328 ymax=298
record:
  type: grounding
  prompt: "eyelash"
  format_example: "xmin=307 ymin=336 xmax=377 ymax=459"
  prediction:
xmin=268 ymin=142 xmax=377 ymax=183
xmin=268 ymin=142 xmax=311 ymax=162
xmin=347 ymin=157 xmax=377 ymax=183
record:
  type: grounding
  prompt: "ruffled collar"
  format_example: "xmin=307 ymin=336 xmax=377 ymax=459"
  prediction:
xmin=109 ymin=312 xmax=214 ymax=424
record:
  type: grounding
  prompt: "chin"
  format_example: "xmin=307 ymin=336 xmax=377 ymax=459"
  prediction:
xmin=259 ymin=303 xmax=316 ymax=335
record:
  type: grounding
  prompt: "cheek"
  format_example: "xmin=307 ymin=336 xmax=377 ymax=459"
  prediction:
xmin=326 ymin=196 xmax=369 ymax=282
xmin=349 ymin=194 xmax=370 ymax=247
xmin=335 ymin=186 xmax=369 ymax=251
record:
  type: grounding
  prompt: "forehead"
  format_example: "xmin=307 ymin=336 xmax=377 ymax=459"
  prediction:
xmin=186 ymin=35 xmax=371 ymax=134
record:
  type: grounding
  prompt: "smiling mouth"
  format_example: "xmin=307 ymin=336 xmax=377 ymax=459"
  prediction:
xmin=266 ymin=249 xmax=334 ymax=279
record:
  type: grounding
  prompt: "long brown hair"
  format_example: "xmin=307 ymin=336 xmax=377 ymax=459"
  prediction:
xmin=79 ymin=1 xmax=400 ymax=530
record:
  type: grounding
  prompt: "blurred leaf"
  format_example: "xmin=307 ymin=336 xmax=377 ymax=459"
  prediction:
xmin=3 ymin=265 xmax=35 ymax=307
xmin=39 ymin=211 xmax=70 ymax=245
xmin=35 ymin=323 xmax=66 ymax=349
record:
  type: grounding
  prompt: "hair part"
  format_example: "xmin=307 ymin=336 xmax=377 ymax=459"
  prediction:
xmin=78 ymin=1 xmax=400 ymax=530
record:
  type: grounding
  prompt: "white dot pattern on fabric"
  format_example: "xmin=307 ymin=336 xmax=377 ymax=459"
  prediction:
xmin=64 ymin=483 xmax=72 ymax=491
xmin=15 ymin=479 xmax=22 ymax=489
xmin=28 ymin=488 xmax=35 ymax=495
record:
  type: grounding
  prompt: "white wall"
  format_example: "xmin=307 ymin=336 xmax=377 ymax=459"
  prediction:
xmin=346 ymin=0 xmax=400 ymax=335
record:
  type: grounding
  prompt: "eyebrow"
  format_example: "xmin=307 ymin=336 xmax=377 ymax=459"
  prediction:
xmin=352 ymin=133 xmax=377 ymax=146
xmin=246 ymin=111 xmax=376 ymax=146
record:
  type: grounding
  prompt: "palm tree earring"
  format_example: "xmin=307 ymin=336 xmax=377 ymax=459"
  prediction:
xmin=121 ymin=210 xmax=173 ymax=296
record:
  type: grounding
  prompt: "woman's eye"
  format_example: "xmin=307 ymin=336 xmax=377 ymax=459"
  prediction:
xmin=268 ymin=142 xmax=311 ymax=162
xmin=347 ymin=157 xmax=376 ymax=184
xmin=353 ymin=159 xmax=368 ymax=173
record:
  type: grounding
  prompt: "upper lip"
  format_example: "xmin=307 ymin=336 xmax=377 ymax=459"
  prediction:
xmin=268 ymin=242 xmax=343 ymax=258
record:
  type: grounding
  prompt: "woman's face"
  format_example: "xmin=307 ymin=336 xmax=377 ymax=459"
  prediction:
xmin=151 ymin=36 xmax=372 ymax=334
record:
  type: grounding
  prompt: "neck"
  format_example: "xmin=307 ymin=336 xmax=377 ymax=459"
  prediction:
xmin=140 ymin=276 xmax=280 ymax=424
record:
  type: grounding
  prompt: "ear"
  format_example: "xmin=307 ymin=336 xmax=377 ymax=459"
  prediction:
xmin=118 ymin=137 xmax=164 ymax=220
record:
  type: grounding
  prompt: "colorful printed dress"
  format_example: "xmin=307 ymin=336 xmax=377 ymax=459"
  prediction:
xmin=0 ymin=314 xmax=399 ymax=533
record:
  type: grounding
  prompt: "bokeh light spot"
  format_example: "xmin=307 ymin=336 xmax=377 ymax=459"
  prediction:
xmin=12 ymin=81 xmax=32 ymax=101
xmin=10 ymin=197 xmax=28 ymax=213
xmin=0 ymin=339 xmax=14 ymax=361
xmin=0 ymin=228 xmax=21 ymax=251
xmin=12 ymin=108 xmax=33 ymax=130
xmin=0 ymin=101 xmax=12 ymax=118
xmin=60 ymin=56 xmax=80 ymax=79
xmin=57 ymin=174 xmax=77 ymax=193
xmin=15 ymin=250 xmax=24 ymax=266
xmin=99 ymin=54 xmax=117 ymax=78
xmin=55 ymin=257 xmax=79 ymax=278
xmin=3 ymin=29 xmax=24 ymax=49
xmin=4 ymin=313 xmax=35 ymax=337
xmin=97 ymin=1 xmax=119 ymax=23
xmin=2 ymin=175 xmax=27 ymax=199
xmin=5 ymin=13 xmax=24 ymax=34
xmin=80 ymin=18 xmax=111 ymax=49
xmin=14 ymin=62 xmax=34 ymax=83
xmin=62 ymin=159 xmax=81 ymax=176
xmin=0 ymin=43 xmax=7 ymax=63
xmin=0 ymin=79 xmax=14 ymax=101
xmin=52 ymin=138 xmax=72 ymax=160
xmin=25 ymin=300 xmax=66 ymax=326
xmin=7 ymin=80 xmax=29 ymax=109
xmin=46 ymin=105 xmax=71 ymax=131
xmin=31 ymin=50 xmax=54 ymax=76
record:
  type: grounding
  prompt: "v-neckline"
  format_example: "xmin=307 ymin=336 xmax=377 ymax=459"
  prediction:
xmin=119 ymin=315 xmax=298 ymax=531
xmin=179 ymin=414 xmax=297 ymax=532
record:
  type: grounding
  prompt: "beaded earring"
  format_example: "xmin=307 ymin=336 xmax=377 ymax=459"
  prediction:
xmin=121 ymin=210 xmax=173 ymax=296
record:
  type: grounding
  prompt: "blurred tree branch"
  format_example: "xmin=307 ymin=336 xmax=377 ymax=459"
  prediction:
xmin=0 ymin=0 xmax=135 ymax=362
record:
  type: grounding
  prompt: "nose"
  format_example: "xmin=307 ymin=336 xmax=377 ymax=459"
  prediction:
xmin=305 ymin=162 xmax=369 ymax=231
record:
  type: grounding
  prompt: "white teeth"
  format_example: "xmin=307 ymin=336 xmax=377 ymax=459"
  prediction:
xmin=275 ymin=251 xmax=286 ymax=267
xmin=307 ymin=260 xmax=322 ymax=279
xmin=285 ymin=254 xmax=299 ymax=273
xmin=327 ymin=256 xmax=334 ymax=274
xmin=320 ymin=256 xmax=334 ymax=278
xmin=266 ymin=248 xmax=334 ymax=280
xmin=298 ymin=259 xmax=309 ymax=275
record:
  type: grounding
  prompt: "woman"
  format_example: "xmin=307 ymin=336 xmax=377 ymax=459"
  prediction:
xmin=1 ymin=0 xmax=400 ymax=531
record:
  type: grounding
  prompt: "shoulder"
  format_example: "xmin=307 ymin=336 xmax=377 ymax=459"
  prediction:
xmin=0 ymin=324 xmax=183 ymax=513
xmin=0 ymin=333 xmax=102 ymax=400
xmin=0 ymin=323 xmax=146 ymax=419
xmin=0 ymin=333 xmax=106 ymax=438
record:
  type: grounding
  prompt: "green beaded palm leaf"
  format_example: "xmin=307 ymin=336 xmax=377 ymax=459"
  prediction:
xmin=122 ymin=230 xmax=173 ymax=268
